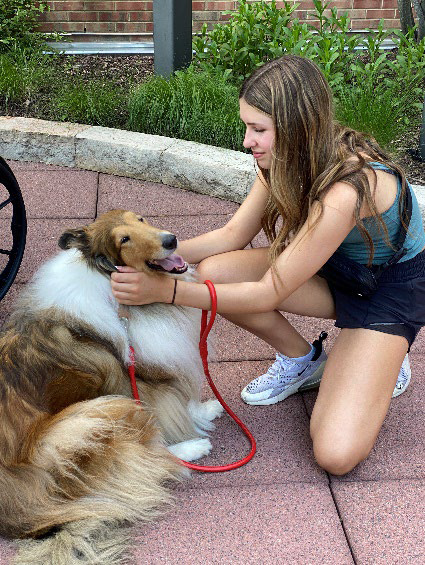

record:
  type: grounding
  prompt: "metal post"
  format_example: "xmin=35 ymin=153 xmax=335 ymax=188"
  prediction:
xmin=153 ymin=0 xmax=192 ymax=78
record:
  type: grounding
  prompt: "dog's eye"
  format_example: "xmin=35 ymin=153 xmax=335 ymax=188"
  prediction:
xmin=138 ymin=217 xmax=144 ymax=222
xmin=121 ymin=236 xmax=130 ymax=244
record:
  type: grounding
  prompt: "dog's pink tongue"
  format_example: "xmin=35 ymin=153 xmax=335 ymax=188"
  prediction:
xmin=155 ymin=253 xmax=186 ymax=271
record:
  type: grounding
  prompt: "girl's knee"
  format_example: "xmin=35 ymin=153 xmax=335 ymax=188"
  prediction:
xmin=312 ymin=434 xmax=373 ymax=476
xmin=196 ymin=257 xmax=217 ymax=282
xmin=197 ymin=248 xmax=268 ymax=285
xmin=196 ymin=256 xmax=229 ymax=283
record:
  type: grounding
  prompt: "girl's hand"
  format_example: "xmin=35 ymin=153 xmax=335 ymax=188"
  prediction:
xmin=111 ymin=266 xmax=173 ymax=305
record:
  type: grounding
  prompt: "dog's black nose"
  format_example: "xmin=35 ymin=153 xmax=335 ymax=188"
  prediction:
xmin=162 ymin=234 xmax=177 ymax=250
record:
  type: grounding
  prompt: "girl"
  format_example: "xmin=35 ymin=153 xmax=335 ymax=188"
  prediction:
xmin=111 ymin=55 xmax=425 ymax=475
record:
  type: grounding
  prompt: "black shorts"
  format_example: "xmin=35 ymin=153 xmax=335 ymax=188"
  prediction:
xmin=321 ymin=250 xmax=425 ymax=349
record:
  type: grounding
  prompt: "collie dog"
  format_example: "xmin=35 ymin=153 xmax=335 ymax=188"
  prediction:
xmin=0 ymin=209 xmax=223 ymax=564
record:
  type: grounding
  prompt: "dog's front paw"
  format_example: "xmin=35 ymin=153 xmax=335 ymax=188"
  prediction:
xmin=201 ymin=398 xmax=224 ymax=421
xmin=188 ymin=399 xmax=224 ymax=434
xmin=168 ymin=438 xmax=212 ymax=462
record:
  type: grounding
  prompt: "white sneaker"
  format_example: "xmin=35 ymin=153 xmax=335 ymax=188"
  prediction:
xmin=299 ymin=353 xmax=412 ymax=398
xmin=241 ymin=332 xmax=328 ymax=406
xmin=392 ymin=354 xmax=411 ymax=398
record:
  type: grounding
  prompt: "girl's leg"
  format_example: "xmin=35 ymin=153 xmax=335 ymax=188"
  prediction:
xmin=310 ymin=328 xmax=409 ymax=475
xmin=197 ymin=248 xmax=335 ymax=357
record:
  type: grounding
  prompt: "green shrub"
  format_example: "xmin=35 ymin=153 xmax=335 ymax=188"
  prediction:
xmin=340 ymin=24 xmax=425 ymax=149
xmin=192 ymin=0 xmax=317 ymax=85
xmin=192 ymin=0 xmax=425 ymax=148
xmin=127 ymin=69 xmax=245 ymax=150
xmin=192 ymin=1 xmax=425 ymax=91
xmin=309 ymin=0 xmax=362 ymax=88
xmin=0 ymin=0 xmax=49 ymax=53
xmin=192 ymin=0 xmax=369 ymax=87
xmin=334 ymin=80 xmax=422 ymax=150
xmin=0 ymin=47 xmax=53 ymax=108
xmin=392 ymin=27 xmax=425 ymax=90
xmin=0 ymin=53 xmax=25 ymax=100
xmin=51 ymin=80 xmax=128 ymax=128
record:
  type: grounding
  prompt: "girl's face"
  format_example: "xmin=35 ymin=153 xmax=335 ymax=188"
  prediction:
xmin=239 ymin=98 xmax=275 ymax=169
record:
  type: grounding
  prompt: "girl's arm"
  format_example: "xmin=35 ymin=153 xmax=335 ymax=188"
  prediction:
xmin=112 ymin=181 xmax=358 ymax=313
xmin=176 ymin=172 xmax=269 ymax=264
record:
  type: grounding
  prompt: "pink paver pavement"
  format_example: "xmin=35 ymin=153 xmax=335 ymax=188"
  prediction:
xmin=0 ymin=160 xmax=424 ymax=564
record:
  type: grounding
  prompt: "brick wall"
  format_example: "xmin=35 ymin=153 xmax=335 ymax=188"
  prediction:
xmin=39 ymin=1 xmax=154 ymax=34
xmin=38 ymin=0 xmax=401 ymax=36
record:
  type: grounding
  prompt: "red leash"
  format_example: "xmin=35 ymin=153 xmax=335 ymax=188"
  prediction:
xmin=127 ymin=280 xmax=256 ymax=472
xmin=128 ymin=345 xmax=140 ymax=404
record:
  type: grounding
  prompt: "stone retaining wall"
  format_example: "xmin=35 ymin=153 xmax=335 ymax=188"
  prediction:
xmin=1 ymin=117 xmax=424 ymax=216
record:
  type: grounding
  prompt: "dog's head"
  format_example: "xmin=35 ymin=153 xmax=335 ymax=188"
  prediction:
xmin=58 ymin=210 xmax=188 ymax=276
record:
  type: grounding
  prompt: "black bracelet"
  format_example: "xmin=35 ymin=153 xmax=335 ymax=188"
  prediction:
xmin=171 ymin=279 xmax=178 ymax=304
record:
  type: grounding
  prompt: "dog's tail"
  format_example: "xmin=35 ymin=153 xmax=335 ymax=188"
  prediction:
xmin=1 ymin=396 xmax=184 ymax=565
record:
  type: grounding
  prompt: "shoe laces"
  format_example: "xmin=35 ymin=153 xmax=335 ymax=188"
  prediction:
xmin=265 ymin=354 xmax=304 ymax=384
xmin=245 ymin=349 xmax=316 ymax=394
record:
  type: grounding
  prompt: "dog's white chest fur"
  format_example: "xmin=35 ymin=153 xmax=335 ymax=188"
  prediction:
xmin=29 ymin=249 xmax=204 ymax=378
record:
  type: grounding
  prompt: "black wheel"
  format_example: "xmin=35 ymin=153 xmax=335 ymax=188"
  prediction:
xmin=0 ymin=156 xmax=26 ymax=302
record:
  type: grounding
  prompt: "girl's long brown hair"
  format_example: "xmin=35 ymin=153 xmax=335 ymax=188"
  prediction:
xmin=239 ymin=55 xmax=408 ymax=267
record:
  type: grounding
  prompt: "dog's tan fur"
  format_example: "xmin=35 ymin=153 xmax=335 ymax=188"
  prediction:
xmin=0 ymin=210 xmax=217 ymax=564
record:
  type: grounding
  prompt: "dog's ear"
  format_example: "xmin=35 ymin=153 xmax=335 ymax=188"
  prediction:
xmin=94 ymin=254 xmax=118 ymax=273
xmin=58 ymin=228 xmax=89 ymax=250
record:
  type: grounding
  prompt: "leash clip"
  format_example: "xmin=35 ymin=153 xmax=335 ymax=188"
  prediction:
xmin=118 ymin=304 xmax=131 ymax=338
xmin=119 ymin=315 xmax=130 ymax=336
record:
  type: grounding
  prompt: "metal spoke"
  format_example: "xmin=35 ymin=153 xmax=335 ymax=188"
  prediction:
xmin=0 ymin=156 xmax=26 ymax=302
xmin=0 ymin=197 xmax=11 ymax=211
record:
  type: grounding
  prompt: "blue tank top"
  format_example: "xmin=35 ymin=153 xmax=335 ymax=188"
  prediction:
xmin=337 ymin=163 xmax=425 ymax=265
